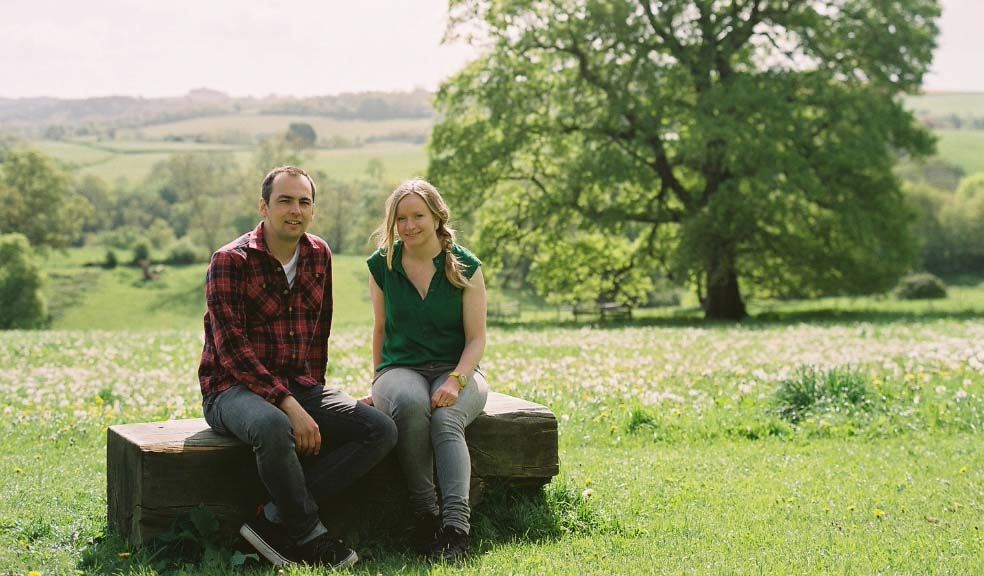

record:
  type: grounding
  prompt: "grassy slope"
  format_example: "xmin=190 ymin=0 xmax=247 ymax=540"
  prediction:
xmin=934 ymin=129 xmax=984 ymax=175
xmin=43 ymin=252 xmax=372 ymax=330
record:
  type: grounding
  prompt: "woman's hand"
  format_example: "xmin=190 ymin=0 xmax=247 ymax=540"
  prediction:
xmin=431 ymin=378 xmax=461 ymax=410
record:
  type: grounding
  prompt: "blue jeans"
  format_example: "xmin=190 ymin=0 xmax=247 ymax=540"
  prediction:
xmin=204 ymin=383 xmax=397 ymax=542
xmin=371 ymin=364 xmax=489 ymax=533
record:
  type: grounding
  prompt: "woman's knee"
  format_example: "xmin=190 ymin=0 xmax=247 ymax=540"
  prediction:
xmin=430 ymin=408 xmax=466 ymax=442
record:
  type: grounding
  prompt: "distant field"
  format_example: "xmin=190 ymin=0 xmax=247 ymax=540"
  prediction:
xmin=905 ymin=92 xmax=984 ymax=117
xmin=123 ymin=114 xmax=432 ymax=142
xmin=934 ymin=129 xmax=984 ymax=175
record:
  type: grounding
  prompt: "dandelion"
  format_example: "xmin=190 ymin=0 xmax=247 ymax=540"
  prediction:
xmin=14 ymin=467 xmax=23 ymax=474
xmin=959 ymin=466 xmax=968 ymax=474
xmin=28 ymin=572 xmax=42 ymax=576
xmin=118 ymin=551 xmax=131 ymax=559
xmin=873 ymin=509 xmax=885 ymax=519
xmin=847 ymin=505 xmax=856 ymax=512
xmin=581 ymin=488 xmax=594 ymax=499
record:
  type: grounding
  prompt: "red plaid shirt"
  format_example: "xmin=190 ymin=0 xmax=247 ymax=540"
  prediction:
xmin=198 ymin=222 xmax=332 ymax=404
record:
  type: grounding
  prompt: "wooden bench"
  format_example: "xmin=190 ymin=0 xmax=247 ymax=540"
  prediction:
xmin=573 ymin=302 xmax=632 ymax=322
xmin=107 ymin=392 xmax=558 ymax=545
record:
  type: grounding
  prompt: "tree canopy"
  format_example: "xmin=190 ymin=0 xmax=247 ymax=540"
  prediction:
xmin=0 ymin=149 xmax=93 ymax=250
xmin=429 ymin=0 xmax=940 ymax=319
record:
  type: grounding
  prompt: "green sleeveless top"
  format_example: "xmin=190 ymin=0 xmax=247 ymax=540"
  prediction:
xmin=367 ymin=241 xmax=481 ymax=372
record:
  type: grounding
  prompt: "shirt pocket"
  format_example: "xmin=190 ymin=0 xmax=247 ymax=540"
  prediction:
xmin=298 ymin=271 xmax=326 ymax=314
xmin=245 ymin=277 xmax=282 ymax=319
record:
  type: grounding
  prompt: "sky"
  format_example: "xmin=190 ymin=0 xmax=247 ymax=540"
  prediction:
xmin=0 ymin=0 xmax=980 ymax=99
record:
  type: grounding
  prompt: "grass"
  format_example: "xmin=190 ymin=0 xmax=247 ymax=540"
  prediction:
xmin=39 ymin=252 xmax=373 ymax=330
xmin=124 ymin=114 xmax=432 ymax=143
xmin=933 ymin=129 xmax=984 ymax=175
xmin=904 ymin=92 xmax=984 ymax=118
xmin=0 ymin=312 xmax=981 ymax=574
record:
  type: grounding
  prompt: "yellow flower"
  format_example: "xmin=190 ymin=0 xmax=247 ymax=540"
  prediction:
xmin=873 ymin=509 xmax=885 ymax=518
xmin=29 ymin=571 xmax=42 ymax=576
xmin=14 ymin=467 xmax=23 ymax=474
xmin=959 ymin=466 xmax=968 ymax=474
xmin=118 ymin=552 xmax=130 ymax=559
xmin=847 ymin=505 xmax=856 ymax=512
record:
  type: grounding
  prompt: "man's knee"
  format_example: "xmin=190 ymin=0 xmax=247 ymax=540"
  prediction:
xmin=246 ymin=407 xmax=293 ymax=451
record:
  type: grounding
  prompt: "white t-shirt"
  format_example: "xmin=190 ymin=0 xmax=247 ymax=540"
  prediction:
xmin=282 ymin=245 xmax=300 ymax=288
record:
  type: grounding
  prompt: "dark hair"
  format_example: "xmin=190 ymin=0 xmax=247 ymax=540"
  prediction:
xmin=261 ymin=166 xmax=317 ymax=203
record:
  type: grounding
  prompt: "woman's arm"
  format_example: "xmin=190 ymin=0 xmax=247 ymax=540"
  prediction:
xmin=369 ymin=273 xmax=386 ymax=370
xmin=362 ymin=273 xmax=387 ymax=405
xmin=432 ymin=267 xmax=488 ymax=409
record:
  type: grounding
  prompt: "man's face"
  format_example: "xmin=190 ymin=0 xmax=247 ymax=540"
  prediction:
xmin=260 ymin=173 xmax=315 ymax=245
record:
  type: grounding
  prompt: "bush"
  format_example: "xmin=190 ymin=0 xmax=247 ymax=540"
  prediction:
xmin=895 ymin=272 xmax=947 ymax=300
xmin=131 ymin=241 xmax=151 ymax=265
xmin=165 ymin=237 xmax=207 ymax=265
xmin=104 ymin=249 xmax=118 ymax=269
xmin=0 ymin=233 xmax=48 ymax=329
xmin=774 ymin=366 xmax=872 ymax=423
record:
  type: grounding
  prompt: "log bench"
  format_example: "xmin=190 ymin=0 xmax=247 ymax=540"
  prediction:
xmin=107 ymin=392 xmax=559 ymax=546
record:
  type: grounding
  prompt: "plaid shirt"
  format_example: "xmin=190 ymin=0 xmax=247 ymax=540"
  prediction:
xmin=198 ymin=222 xmax=332 ymax=404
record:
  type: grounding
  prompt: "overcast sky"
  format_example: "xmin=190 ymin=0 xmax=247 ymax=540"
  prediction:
xmin=0 ymin=0 xmax=980 ymax=99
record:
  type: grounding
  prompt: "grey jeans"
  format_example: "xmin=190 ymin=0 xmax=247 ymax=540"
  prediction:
xmin=203 ymin=383 xmax=397 ymax=542
xmin=371 ymin=364 xmax=489 ymax=533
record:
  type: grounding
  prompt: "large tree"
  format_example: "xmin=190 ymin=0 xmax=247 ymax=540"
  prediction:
xmin=0 ymin=149 xmax=93 ymax=250
xmin=429 ymin=0 xmax=939 ymax=319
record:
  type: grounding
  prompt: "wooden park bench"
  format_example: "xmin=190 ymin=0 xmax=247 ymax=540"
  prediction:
xmin=107 ymin=392 xmax=558 ymax=545
xmin=573 ymin=301 xmax=632 ymax=322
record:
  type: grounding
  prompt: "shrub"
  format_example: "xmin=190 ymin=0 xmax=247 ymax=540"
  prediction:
xmin=774 ymin=366 xmax=872 ymax=423
xmin=0 ymin=233 xmax=48 ymax=329
xmin=165 ymin=237 xmax=207 ymax=265
xmin=895 ymin=272 xmax=947 ymax=300
xmin=131 ymin=241 xmax=151 ymax=265
xmin=103 ymin=249 xmax=118 ymax=269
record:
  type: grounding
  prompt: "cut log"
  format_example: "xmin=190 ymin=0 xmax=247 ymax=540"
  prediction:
xmin=107 ymin=391 xmax=558 ymax=545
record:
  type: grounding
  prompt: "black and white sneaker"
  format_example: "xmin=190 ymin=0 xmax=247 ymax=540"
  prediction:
xmin=294 ymin=532 xmax=359 ymax=569
xmin=239 ymin=513 xmax=292 ymax=566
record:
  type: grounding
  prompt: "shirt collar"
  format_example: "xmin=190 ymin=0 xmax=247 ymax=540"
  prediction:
xmin=392 ymin=240 xmax=444 ymax=275
xmin=247 ymin=221 xmax=317 ymax=260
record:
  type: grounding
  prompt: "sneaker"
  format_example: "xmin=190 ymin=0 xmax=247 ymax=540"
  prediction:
xmin=295 ymin=532 xmax=358 ymax=569
xmin=239 ymin=512 xmax=292 ymax=567
xmin=411 ymin=512 xmax=440 ymax=555
xmin=429 ymin=525 xmax=469 ymax=563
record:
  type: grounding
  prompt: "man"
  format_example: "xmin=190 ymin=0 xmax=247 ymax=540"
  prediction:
xmin=198 ymin=166 xmax=396 ymax=568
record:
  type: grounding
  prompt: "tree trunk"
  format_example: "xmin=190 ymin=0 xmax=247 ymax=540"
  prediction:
xmin=703 ymin=261 xmax=746 ymax=321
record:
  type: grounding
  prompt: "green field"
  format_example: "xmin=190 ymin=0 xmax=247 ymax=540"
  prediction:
xmin=123 ymin=114 xmax=432 ymax=143
xmin=1 ymin=309 xmax=981 ymax=574
xmin=904 ymin=92 xmax=984 ymax=118
xmin=934 ymin=129 xmax=984 ymax=175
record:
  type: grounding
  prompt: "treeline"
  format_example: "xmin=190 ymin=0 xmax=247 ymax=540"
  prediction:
xmin=0 ymin=89 xmax=435 ymax=139
xmin=0 ymin=142 xmax=396 ymax=327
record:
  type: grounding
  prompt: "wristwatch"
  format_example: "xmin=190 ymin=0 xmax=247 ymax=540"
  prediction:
xmin=450 ymin=371 xmax=467 ymax=389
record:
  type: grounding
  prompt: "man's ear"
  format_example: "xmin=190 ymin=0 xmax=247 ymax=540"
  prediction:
xmin=258 ymin=197 xmax=268 ymax=217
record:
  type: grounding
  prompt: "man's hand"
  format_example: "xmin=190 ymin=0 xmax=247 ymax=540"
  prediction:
xmin=278 ymin=395 xmax=321 ymax=456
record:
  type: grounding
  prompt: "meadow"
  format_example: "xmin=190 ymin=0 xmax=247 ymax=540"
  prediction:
xmin=2 ymin=253 xmax=982 ymax=574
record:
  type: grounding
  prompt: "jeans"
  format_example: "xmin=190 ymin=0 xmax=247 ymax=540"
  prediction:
xmin=203 ymin=383 xmax=397 ymax=542
xmin=371 ymin=364 xmax=489 ymax=533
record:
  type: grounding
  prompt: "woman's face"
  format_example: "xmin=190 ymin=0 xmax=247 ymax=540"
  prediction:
xmin=395 ymin=193 xmax=439 ymax=247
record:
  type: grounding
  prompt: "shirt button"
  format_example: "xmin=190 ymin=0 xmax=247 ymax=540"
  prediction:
xmin=283 ymin=289 xmax=289 ymax=295
xmin=289 ymin=306 xmax=293 ymax=312
xmin=262 ymin=283 xmax=266 ymax=289
xmin=289 ymin=330 xmax=294 ymax=336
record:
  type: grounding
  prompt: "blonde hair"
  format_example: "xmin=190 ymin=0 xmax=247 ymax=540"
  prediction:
xmin=373 ymin=178 xmax=470 ymax=289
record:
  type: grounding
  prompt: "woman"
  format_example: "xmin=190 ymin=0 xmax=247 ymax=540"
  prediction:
xmin=363 ymin=178 xmax=488 ymax=562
